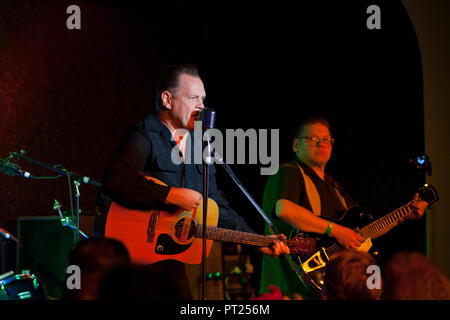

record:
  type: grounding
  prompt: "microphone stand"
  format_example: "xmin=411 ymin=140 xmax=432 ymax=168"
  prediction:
xmin=74 ymin=181 xmax=81 ymax=243
xmin=9 ymin=151 xmax=98 ymax=246
xmin=53 ymin=200 xmax=89 ymax=239
xmin=9 ymin=151 xmax=101 ymax=188
xmin=199 ymin=108 xmax=215 ymax=301
xmin=212 ymin=151 xmax=279 ymax=235
xmin=201 ymin=139 xmax=210 ymax=301
xmin=197 ymin=109 xmax=279 ymax=299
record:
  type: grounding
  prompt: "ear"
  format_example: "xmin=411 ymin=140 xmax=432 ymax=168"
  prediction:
xmin=161 ymin=91 xmax=173 ymax=110
xmin=293 ymin=138 xmax=298 ymax=152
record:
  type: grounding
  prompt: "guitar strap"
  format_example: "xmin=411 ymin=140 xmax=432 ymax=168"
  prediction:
xmin=292 ymin=162 xmax=348 ymax=214
xmin=264 ymin=163 xmax=322 ymax=237
xmin=292 ymin=163 xmax=321 ymax=216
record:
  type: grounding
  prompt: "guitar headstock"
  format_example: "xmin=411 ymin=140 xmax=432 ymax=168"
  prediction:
xmin=288 ymin=235 xmax=317 ymax=256
xmin=418 ymin=184 xmax=439 ymax=207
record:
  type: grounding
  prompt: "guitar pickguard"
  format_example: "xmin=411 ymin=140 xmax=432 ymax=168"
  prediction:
xmin=155 ymin=234 xmax=193 ymax=255
xmin=302 ymin=248 xmax=329 ymax=273
xmin=294 ymin=248 xmax=329 ymax=294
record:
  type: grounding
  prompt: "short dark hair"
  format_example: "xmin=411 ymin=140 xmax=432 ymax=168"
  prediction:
xmin=323 ymin=250 xmax=381 ymax=300
xmin=382 ymin=251 xmax=450 ymax=300
xmin=294 ymin=116 xmax=331 ymax=139
xmin=67 ymin=238 xmax=131 ymax=271
xmin=155 ymin=64 xmax=200 ymax=113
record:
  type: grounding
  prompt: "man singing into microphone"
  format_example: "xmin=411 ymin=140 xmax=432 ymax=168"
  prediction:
xmin=95 ymin=64 xmax=289 ymax=299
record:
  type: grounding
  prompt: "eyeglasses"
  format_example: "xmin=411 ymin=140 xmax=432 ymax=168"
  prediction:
xmin=298 ymin=136 xmax=335 ymax=146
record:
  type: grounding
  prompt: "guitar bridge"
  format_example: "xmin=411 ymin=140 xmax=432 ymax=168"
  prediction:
xmin=147 ymin=211 xmax=160 ymax=243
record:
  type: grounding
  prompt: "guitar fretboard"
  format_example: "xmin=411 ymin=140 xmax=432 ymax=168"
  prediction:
xmin=193 ymin=224 xmax=274 ymax=247
xmin=324 ymin=201 xmax=415 ymax=257
xmin=360 ymin=202 xmax=415 ymax=239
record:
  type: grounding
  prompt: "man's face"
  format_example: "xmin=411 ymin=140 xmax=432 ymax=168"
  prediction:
xmin=165 ymin=73 xmax=206 ymax=131
xmin=293 ymin=123 xmax=333 ymax=168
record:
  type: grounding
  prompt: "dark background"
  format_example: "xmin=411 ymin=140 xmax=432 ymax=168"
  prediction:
xmin=0 ymin=0 xmax=428 ymax=295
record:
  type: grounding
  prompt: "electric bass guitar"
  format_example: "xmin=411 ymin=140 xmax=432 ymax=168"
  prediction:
xmin=289 ymin=184 xmax=438 ymax=296
xmin=104 ymin=176 xmax=311 ymax=264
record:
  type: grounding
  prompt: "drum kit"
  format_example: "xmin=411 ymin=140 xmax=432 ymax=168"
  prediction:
xmin=0 ymin=228 xmax=46 ymax=300
xmin=0 ymin=271 xmax=46 ymax=300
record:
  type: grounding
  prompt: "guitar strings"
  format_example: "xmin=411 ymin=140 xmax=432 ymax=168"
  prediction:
xmin=112 ymin=217 xmax=275 ymax=247
xmin=360 ymin=202 xmax=414 ymax=237
xmin=324 ymin=202 xmax=416 ymax=257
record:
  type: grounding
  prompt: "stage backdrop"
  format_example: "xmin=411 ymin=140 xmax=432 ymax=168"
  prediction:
xmin=0 ymin=0 xmax=430 ymax=289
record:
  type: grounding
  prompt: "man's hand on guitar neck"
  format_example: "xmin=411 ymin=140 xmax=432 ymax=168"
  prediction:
xmin=259 ymin=234 xmax=291 ymax=257
xmin=404 ymin=193 xmax=428 ymax=221
xmin=164 ymin=187 xmax=202 ymax=211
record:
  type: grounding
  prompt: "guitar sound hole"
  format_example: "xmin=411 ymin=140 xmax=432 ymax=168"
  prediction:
xmin=174 ymin=218 xmax=197 ymax=243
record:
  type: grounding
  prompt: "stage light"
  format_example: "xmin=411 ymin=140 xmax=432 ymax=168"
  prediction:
xmin=410 ymin=154 xmax=432 ymax=175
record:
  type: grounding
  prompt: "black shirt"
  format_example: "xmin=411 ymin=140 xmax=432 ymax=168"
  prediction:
xmin=262 ymin=158 xmax=350 ymax=239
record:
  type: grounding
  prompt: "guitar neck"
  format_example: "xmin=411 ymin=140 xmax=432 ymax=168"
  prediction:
xmin=360 ymin=201 xmax=415 ymax=239
xmin=324 ymin=201 xmax=416 ymax=257
xmin=193 ymin=224 xmax=273 ymax=247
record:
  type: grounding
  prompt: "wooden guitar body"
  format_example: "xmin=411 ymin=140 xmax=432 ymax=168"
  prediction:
xmin=105 ymin=177 xmax=218 ymax=265
xmin=105 ymin=199 xmax=219 ymax=265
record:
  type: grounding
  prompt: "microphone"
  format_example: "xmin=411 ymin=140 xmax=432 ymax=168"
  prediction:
xmin=200 ymin=108 xmax=216 ymax=165
xmin=0 ymin=228 xmax=19 ymax=243
xmin=0 ymin=158 xmax=32 ymax=178
xmin=200 ymin=108 xmax=216 ymax=129
xmin=69 ymin=171 xmax=102 ymax=187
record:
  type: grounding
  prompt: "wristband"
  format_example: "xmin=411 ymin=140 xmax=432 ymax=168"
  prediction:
xmin=324 ymin=222 xmax=333 ymax=236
